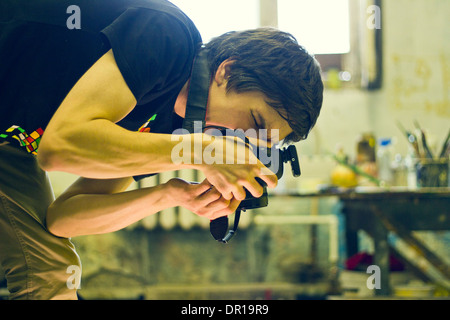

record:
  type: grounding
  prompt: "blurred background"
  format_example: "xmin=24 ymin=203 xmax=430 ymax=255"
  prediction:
xmin=2 ymin=0 xmax=448 ymax=300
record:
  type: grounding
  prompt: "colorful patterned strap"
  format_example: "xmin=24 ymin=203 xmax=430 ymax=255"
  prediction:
xmin=138 ymin=114 xmax=157 ymax=133
xmin=0 ymin=125 xmax=44 ymax=155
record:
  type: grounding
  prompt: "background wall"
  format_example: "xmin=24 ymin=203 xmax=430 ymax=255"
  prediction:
xmin=303 ymin=0 xmax=449 ymax=159
xmin=44 ymin=0 xmax=449 ymax=299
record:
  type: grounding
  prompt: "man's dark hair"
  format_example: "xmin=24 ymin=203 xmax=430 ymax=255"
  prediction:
xmin=204 ymin=28 xmax=323 ymax=143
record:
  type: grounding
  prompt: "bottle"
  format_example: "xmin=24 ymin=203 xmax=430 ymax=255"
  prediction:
xmin=356 ymin=133 xmax=378 ymax=186
xmin=377 ymin=138 xmax=394 ymax=186
xmin=356 ymin=133 xmax=376 ymax=164
xmin=404 ymin=147 xmax=417 ymax=189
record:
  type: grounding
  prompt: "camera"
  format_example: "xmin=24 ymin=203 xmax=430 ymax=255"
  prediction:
xmin=210 ymin=130 xmax=301 ymax=243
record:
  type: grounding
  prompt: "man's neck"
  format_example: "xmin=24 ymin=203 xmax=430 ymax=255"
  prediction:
xmin=174 ymin=80 xmax=189 ymax=118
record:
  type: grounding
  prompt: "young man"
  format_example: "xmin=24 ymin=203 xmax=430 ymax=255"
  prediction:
xmin=0 ymin=0 xmax=323 ymax=299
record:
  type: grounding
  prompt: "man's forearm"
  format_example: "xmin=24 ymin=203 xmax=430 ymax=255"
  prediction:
xmin=46 ymin=182 xmax=173 ymax=238
xmin=38 ymin=119 xmax=198 ymax=179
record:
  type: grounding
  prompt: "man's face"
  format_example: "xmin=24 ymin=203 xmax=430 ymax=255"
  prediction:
xmin=205 ymin=59 xmax=292 ymax=147
xmin=205 ymin=89 xmax=292 ymax=147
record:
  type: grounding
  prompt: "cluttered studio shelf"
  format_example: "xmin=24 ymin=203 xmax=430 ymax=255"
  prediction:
xmin=277 ymin=126 xmax=450 ymax=299
xmin=275 ymin=186 xmax=450 ymax=297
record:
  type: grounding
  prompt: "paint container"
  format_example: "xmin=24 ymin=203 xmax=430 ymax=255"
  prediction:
xmin=416 ymin=158 xmax=449 ymax=188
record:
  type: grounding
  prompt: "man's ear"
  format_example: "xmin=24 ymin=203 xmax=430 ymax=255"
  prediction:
xmin=214 ymin=59 xmax=235 ymax=86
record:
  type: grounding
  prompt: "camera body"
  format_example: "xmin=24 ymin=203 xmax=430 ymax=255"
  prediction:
xmin=237 ymin=143 xmax=300 ymax=211
xmin=210 ymin=134 xmax=301 ymax=243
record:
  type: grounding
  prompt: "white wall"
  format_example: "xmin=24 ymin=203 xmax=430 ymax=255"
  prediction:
xmin=302 ymin=0 xmax=449 ymax=160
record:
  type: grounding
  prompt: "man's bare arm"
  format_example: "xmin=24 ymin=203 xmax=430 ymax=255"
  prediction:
xmin=46 ymin=176 xmax=168 ymax=237
xmin=46 ymin=176 xmax=237 ymax=238
xmin=38 ymin=49 xmax=187 ymax=178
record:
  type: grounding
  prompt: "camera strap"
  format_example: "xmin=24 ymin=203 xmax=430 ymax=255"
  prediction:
xmin=210 ymin=209 xmax=242 ymax=243
xmin=182 ymin=46 xmax=211 ymax=133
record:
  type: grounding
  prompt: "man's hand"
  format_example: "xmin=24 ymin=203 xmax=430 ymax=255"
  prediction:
xmin=195 ymin=135 xmax=278 ymax=202
xmin=165 ymin=178 xmax=241 ymax=220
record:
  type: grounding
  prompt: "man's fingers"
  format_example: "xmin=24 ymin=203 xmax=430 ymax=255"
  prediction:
xmin=228 ymin=197 xmax=241 ymax=213
xmin=196 ymin=186 xmax=222 ymax=205
xmin=239 ymin=178 xmax=264 ymax=199
xmin=231 ymin=185 xmax=247 ymax=201
xmin=208 ymin=197 xmax=241 ymax=220
xmin=192 ymin=179 xmax=213 ymax=196
xmin=257 ymin=166 xmax=278 ymax=189
xmin=212 ymin=180 xmax=244 ymax=201
xmin=221 ymin=190 xmax=234 ymax=201
xmin=218 ymin=187 xmax=245 ymax=201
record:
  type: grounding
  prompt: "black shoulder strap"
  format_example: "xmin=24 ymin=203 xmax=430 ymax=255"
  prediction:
xmin=182 ymin=47 xmax=211 ymax=133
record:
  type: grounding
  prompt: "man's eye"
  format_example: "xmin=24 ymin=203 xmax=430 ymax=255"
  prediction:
xmin=251 ymin=111 xmax=261 ymax=129
xmin=251 ymin=111 xmax=257 ymax=127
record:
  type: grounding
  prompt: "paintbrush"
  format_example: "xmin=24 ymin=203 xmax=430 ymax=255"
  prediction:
xmin=414 ymin=120 xmax=434 ymax=159
xmin=438 ymin=129 xmax=450 ymax=159
xmin=396 ymin=121 xmax=421 ymax=157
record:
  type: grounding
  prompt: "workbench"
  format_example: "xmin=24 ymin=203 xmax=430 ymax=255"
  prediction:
xmin=280 ymin=187 xmax=450 ymax=296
